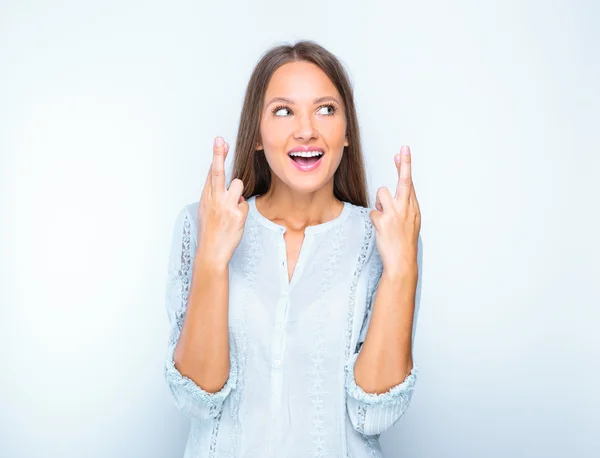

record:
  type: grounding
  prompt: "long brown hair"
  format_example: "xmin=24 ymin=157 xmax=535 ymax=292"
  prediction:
xmin=231 ymin=40 xmax=371 ymax=208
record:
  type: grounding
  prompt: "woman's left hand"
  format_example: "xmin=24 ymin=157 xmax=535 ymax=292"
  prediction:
xmin=370 ymin=145 xmax=421 ymax=277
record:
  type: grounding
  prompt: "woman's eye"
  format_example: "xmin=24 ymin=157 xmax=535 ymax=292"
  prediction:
xmin=317 ymin=105 xmax=336 ymax=115
xmin=274 ymin=107 xmax=290 ymax=117
xmin=272 ymin=104 xmax=337 ymax=117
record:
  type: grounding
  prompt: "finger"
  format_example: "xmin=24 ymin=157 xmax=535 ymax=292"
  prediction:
xmin=223 ymin=141 xmax=231 ymax=187
xmin=395 ymin=145 xmax=412 ymax=201
xmin=204 ymin=141 xmax=229 ymax=199
xmin=202 ymin=163 xmax=212 ymax=200
xmin=408 ymin=179 xmax=417 ymax=201
xmin=410 ymin=186 xmax=421 ymax=215
xmin=375 ymin=193 xmax=383 ymax=212
xmin=227 ymin=178 xmax=244 ymax=205
xmin=212 ymin=136 xmax=226 ymax=194
xmin=223 ymin=141 xmax=230 ymax=159
xmin=369 ymin=208 xmax=381 ymax=228
xmin=376 ymin=186 xmax=394 ymax=212
xmin=239 ymin=199 xmax=249 ymax=218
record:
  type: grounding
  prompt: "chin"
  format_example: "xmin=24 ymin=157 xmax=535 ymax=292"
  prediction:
xmin=282 ymin=175 xmax=331 ymax=194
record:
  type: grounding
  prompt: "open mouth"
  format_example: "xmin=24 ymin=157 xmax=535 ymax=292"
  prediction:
xmin=288 ymin=151 xmax=324 ymax=166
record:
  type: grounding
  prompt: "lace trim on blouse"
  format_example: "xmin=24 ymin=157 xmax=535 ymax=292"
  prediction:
xmin=308 ymin=221 xmax=347 ymax=458
xmin=228 ymin=214 xmax=261 ymax=457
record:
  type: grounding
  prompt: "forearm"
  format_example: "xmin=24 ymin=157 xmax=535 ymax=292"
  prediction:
xmin=173 ymin=249 xmax=231 ymax=394
xmin=354 ymin=266 xmax=417 ymax=394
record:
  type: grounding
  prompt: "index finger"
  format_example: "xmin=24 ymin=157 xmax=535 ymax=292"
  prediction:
xmin=394 ymin=145 xmax=412 ymax=201
xmin=212 ymin=136 xmax=226 ymax=193
xmin=201 ymin=163 xmax=212 ymax=200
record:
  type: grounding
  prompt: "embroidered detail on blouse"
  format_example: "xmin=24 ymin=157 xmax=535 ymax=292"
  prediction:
xmin=165 ymin=201 xmax=421 ymax=456
xmin=343 ymin=209 xmax=418 ymax=449
xmin=342 ymin=208 xmax=376 ymax=455
xmin=229 ymin=215 xmax=261 ymax=458
xmin=309 ymin=222 xmax=347 ymax=458
xmin=357 ymin=403 xmax=381 ymax=457
xmin=209 ymin=411 xmax=223 ymax=457
xmin=165 ymin=210 xmax=193 ymax=343
xmin=344 ymin=208 xmax=374 ymax=362
xmin=362 ymin=433 xmax=381 ymax=458
xmin=164 ymin=209 xmax=238 ymax=420
xmin=364 ymin=232 xmax=383 ymax=345
xmin=355 ymin=230 xmax=383 ymax=363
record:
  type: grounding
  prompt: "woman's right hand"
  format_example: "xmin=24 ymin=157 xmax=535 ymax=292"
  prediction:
xmin=196 ymin=136 xmax=249 ymax=269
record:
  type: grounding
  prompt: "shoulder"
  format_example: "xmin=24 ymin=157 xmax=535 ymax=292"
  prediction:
xmin=171 ymin=200 xmax=200 ymax=242
xmin=347 ymin=201 xmax=377 ymax=240
xmin=342 ymin=202 xmax=381 ymax=270
xmin=344 ymin=201 xmax=374 ymax=235
xmin=182 ymin=200 xmax=200 ymax=224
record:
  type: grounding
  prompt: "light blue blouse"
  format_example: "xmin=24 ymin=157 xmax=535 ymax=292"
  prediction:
xmin=164 ymin=194 xmax=422 ymax=458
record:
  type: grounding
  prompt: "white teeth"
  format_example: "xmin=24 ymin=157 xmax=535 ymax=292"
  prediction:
xmin=289 ymin=151 xmax=324 ymax=157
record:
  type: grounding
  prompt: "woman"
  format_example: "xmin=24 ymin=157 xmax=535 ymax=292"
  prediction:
xmin=165 ymin=40 xmax=423 ymax=458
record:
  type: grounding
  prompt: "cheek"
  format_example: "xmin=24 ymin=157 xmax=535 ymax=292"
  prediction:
xmin=329 ymin=151 xmax=344 ymax=172
xmin=261 ymin=120 xmax=288 ymax=147
xmin=323 ymin=121 xmax=346 ymax=142
xmin=262 ymin=151 xmax=282 ymax=172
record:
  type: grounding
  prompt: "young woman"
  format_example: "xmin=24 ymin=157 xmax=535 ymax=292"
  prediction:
xmin=165 ymin=40 xmax=423 ymax=458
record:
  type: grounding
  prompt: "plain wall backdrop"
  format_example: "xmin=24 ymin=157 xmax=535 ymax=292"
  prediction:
xmin=1 ymin=1 xmax=598 ymax=457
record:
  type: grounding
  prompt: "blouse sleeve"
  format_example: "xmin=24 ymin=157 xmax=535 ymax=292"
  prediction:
xmin=344 ymin=234 xmax=423 ymax=436
xmin=164 ymin=205 xmax=238 ymax=421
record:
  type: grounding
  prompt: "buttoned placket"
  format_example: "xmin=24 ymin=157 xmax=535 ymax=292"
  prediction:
xmin=269 ymin=226 xmax=313 ymax=439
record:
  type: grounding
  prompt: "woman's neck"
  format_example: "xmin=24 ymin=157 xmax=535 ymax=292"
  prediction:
xmin=255 ymin=186 xmax=343 ymax=233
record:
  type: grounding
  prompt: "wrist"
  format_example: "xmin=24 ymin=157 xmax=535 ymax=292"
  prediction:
xmin=382 ymin=261 xmax=418 ymax=282
xmin=194 ymin=248 xmax=229 ymax=273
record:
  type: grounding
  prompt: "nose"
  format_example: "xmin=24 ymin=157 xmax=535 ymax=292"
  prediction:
xmin=293 ymin=111 xmax=318 ymax=141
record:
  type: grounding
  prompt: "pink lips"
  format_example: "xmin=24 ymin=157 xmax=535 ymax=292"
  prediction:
xmin=289 ymin=154 xmax=323 ymax=172
xmin=287 ymin=146 xmax=325 ymax=172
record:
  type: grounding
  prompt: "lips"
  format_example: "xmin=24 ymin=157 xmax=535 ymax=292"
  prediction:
xmin=287 ymin=146 xmax=325 ymax=155
xmin=288 ymin=152 xmax=324 ymax=172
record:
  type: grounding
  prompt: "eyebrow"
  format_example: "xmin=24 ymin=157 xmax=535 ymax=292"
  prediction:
xmin=266 ymin=96 xmax=341 ymax=107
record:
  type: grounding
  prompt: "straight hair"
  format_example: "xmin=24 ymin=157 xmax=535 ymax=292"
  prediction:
xmin=231 ymin=40 xmax=371 ymax=208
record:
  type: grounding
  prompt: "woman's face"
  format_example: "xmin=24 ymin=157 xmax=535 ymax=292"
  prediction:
xmin=257 ymin=61 xmax=349 ymax=194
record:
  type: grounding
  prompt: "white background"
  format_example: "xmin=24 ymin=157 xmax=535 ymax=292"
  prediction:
xmin=1 ymin=1 xmax=598 ymax=457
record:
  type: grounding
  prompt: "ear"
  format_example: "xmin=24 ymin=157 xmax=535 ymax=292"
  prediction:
xmin=344 ymin=134 xmax=349 ymax=148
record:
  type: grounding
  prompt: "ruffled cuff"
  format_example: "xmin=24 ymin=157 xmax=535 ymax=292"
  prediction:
xmin=165 ymin=340 xmax=238 ymax=406
xmin=344 ymin=351 xmax=418 ymax=405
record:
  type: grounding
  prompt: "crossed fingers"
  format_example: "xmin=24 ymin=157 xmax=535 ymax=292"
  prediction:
xmin=394 ymin=145 xmax=414 ymax=203
xmin=375 ymin=145 xmax=419 ymax=213
xmin=202 ymin=137 xmax=229 ymax=198
xmin=202 ymin=136 xmax=245 ymax=205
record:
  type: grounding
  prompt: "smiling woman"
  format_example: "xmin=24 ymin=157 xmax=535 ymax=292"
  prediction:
xmin=231 ymin=44 xmax=368 ymax=207
xmin=260 ymin=83 xmax=345 ymax=184
xmin=164 ymin=39 xmax=423 ymax=458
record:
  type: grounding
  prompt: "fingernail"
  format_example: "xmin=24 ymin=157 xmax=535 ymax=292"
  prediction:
xmin=215 ymin=137 xmax=223 ymax=146
xmin=402 ymin=145 xmax=410 ymax=155
xmin=395 ymin=154 xmax=401 ymax=163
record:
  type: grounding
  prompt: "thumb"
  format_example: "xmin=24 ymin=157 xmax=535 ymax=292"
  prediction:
xmin=369 ymin=209 xmax=380 ymax=229
xmin=239 ymin=200 xmax=249 ymax=218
